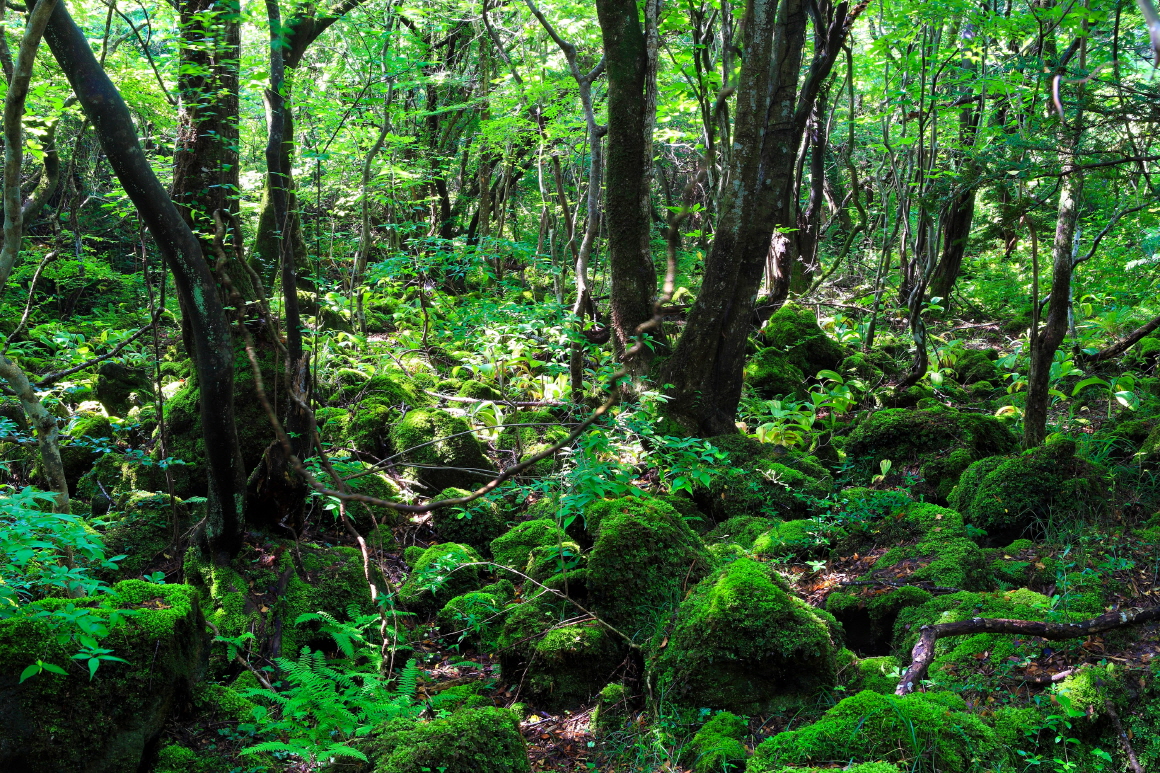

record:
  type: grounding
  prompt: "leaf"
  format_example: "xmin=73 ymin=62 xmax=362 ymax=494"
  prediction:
xmin=1072 ymin=377 xmax=1109 ymax=396
xmin=87 ymin=658 xmax=100 ymax=680
xmin=1115 ymin=391 xmax=1140 ymax=411
xmin=19 ymin=664 xmax=40 ymax=683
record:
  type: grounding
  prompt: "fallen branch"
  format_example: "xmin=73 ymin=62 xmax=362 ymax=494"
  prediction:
xmin=1104 ymin=698 xmax=1145 ymax=773
xmin=839 ymin=579 xmax=961 ymax=595
xmin=896 ymin=604 xmax=1160 ymax=696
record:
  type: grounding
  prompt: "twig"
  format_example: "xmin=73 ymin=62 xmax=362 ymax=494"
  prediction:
xmin=1104 ymin=698 xmax=1145 ymax=773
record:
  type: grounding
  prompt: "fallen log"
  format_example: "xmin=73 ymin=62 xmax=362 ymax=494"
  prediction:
xmin=896 ymin=604 xmax=1160 ymax=696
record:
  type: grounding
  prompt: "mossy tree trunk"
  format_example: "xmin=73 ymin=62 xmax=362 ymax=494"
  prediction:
xmin=39 ymin=0 xmax=247 ymax=560
xmin=657 ymin=0 xmax=859 ymax=435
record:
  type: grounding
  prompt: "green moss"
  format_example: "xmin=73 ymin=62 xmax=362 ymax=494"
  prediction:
xmin=874 ymin=535 xmax=993 ymax=591
xmin=314 ymin=406 xmax=351 ymax=445
xmin=704 ymin=516 xmax=775 ymax=550
xmin=0 ymin=581 xmax=205 ymax=773
xmin=438 ymin=591 xmax=506 ymax=647
xmin=587 ymin=496 xmax=716 ymax=637
xmin=458 ymin=380 xmax=504 ymax=401
xmin=751 ymin=519 xmax=827 ymax=559
xmin=744 ymin=350 xmax=806 ymax=398
xmin=949 ymin=438 xmax=1111 ymax=539
xmin=403 ymin=545 xmax=426 ymax=566
xmin=97 ymin=491 xmax=182 ymax=580
xmin=397 ymin=542 xmax=483 ymax=614
xmin=954 ymin=349 xmax=1001 ymax=385
xmin=431 ymin=489 xmax=507 ymax=554
xmin=852 ymin=655 xmax=900 ymax=694
xmin=362 ymin=707 xmax=530 ymax=773
xmin=526 ymin=540 xmax=584 ymax=582
xmin=591 ymin=682 xmax=630 ymax=735
xmin=747 ymin=691 xmax=1005 ymax=771
xmin=686 ymin=711 xmax=749 ymax=773
xmin=760 ymin=304 xmax=846 ymax=378
xmin=389 ymin=409 xmax=495 ymax=492
xmin=846 ymin=407 xmax=1017 ymax=502
xmin=840 ymin=352 xmax=885 ymax=384
xmin=59 ymin=410 xmax=115 ymax=489
xmin=693 ymin=436 xmax=834 ymax=521
xmin=528 ymin=621 xmax=626 ymax=709
xmin=490 ymin=519 xmax=568 ymax=570
xmin=94 ymin=362 xmax=152 ymax=417
xmin=652 ymin=558 xmax=838 ymax=713
xmin=343 ymin=463 xmax=401 ymax=531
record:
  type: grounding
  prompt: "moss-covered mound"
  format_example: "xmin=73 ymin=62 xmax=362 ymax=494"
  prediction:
xmin=691 ymin=435 xmax=834 ymax=522
xmin=430 ymin=489 xmax=507 ymax=554
xmin=950 ymin=438 xmax=1111 ymax=541
xmin=747 ymin=690 xmax=1006 ymax=771
xmin=361 ymin=707 xmax=530 ymax=773
xmin=59 ymin=410 xmax=114 ymax=491
xmin=761 ymin=304 xmax=846 ymax=378
xmin=586 ymin=496 xmax=715 ymax=638
xmin=652 ymin=558 xmax=838 ymax=713
xmin=94 ymin=362 xmax=152 ymax=417
xmin=97 ymin=490 xmax=184 ymax=580
xmin=845 ymin=407 xmax=1017 ymax=501
xmin=0 ymin=581 xmax=205 ymax=773
xmin=490 ymin=518 xmax=567 ymax=570
xmin=390 ymin=409 xmax=495 ymax=493
xmin=396 ymin=542 xmax=483 ymax=615
xmin=683 ymin=711 xmax=749 ymax=773
xmin=528 ymin=621 xmax=626 ymax=709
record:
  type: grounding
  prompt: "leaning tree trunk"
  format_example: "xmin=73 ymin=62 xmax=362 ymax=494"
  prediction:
xmin=38 ymin=0 xmax=246 ymax=561
xmin=658 ymin=0 xmax=859 ymax=435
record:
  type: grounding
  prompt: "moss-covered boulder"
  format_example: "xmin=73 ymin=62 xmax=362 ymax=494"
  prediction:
xmin=527 ymin=621 xmax=626 ymax=709
xmin=651 ymin=558 xmax=839 ymax=713
xmin=845 ymin=407 xmax=1017 ymax=501
xmin=390 ymin=409 xmax=495 ymax=493
xmin=490 ymin=518 xmax=567 ymax=570
xmin=950 ymin=438 xmax=1111 ymax=541
xmin=431 ymin=489 xmax=507 ymax=554
xmin=0 ymin=581 xmax=205 ymax=773
xmin=751 ymin=519 xmax=829 ymax=559
xmin=437 ymin=585 xmax=510 ymax=647
xmin=94 ymin=362 xmax=152 ymax=417
xmin=361 ymin=707 xmax=530 ymax=773
xmin=397 ymin=542 xmax=483 ymax=615
xmin=761 ymin=304 xmax=846 ymax=378
xmin=59 ymin=410 xmax=115 ymax=491
xmin=825 ymin=587 xmax=932 ymax=657
xmin=97 ymin=491 xmax=185 ymax=580
xmin=691 ymin=435 xmax=834 ymax=522
xmin=952 ymin=348 xmax=1001 ymax=385
xmin=587 ymin=496 xmax=715 ymax=638
xmin=685 ymin=711 xmax=749 ymax=773
xmin=744 ymin=350 xmax=806 ymax=398
xmin=746 ymin=691 xmax=1006 ymax=771
xmin=704 ymin=515 xmax=776 ymax=550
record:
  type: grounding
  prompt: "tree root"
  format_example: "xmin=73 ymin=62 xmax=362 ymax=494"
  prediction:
xmin=896 ymin=604 xmax=1160 ymax=696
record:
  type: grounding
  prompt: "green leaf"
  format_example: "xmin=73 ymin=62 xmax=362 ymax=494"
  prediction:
xmin=19 ymin=664 xmax=40 ymax=683
xmin=1072 ymin=377 xmax=1109 ymax=396
xmin=40 ymin=662 xmax=67 ymax=676
xmin=88 ymin=658 xmax=100 ymax=680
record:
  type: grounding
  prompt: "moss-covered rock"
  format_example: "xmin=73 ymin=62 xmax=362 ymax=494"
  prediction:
xmin=845 ymin=407 xmax=1017 ymax=502
xmin=761 ymin=304 xmax=846 ymax=378
xmin=528 ymin=621 xmax=626 ymax=709
xmin=361 ymin=707 xmax=530 ymax=773
xmin=950 ymin=438 xmax=1111 ymax=541
xmin=751 ymin=519 xmax=828 ymax=559
xmin=745 ymin=350 xmax=806 ymax=399
xmin=587 ymin=496 xmax=715 ymax=638
xmin=685 ymin=711 xmax=749 ymax=773
xmin=590 ymin=682 xmax=631 ymax=735
xmin=704 ymin=515 xmax=776 ymax=550
xmin=651 ymin=558 xmax=838 ymax=713
xmin=59 ymin=410 xmax=115 ymax=491
xmin=490 ymin=519 xmax=567 ymax=570
xmin=431 ymin=489 xmax=507 ymax=554
xmin=97 ymin=491 xmax=184 ymax=580
xmin=390 ymin=409 xmax=495 ymax=492
xmin=953 ymin=349 xmax=1001 ymax=385
xmin=747 ymin=691 xmax=1006 ymax=771
xmin=438 ymin=590 xmax=507 ymax=647
xmin=94 ymin=362 xmax=152 ymax=417
xmin=0 ymin=581 xmax=205 ymax=773
xmin=457 ymin=380 xmax=504 ymax=401
xmin=397 ymin=542 xmax=483 ymax=615
xmin=691 ymin=436 xmax=834 ymax=522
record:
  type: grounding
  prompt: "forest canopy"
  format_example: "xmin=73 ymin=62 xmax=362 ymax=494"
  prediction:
xmin=1 ymin=0 xmax=1160 ymax=770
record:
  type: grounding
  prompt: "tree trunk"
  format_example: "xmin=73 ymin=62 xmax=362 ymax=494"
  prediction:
xmin=172 ymin=0 xmax=255 ymax=304
xmin=658 ymin=0 xmax=859 ymax=435
xmin=596 ymin=0 xmax=657 ymax=372
xmin=38 ymin=0 xmax=246 ymax=561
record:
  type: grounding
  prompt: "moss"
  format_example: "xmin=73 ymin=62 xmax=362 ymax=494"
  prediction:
xmin=490 ymin=519 xmax=567 ymax=570
xmin=362 ymin=707 xmax=530 ymax=773
xmin=528 ymin=621 xmax=626 ymax=709
xmin=396 ymin=542 xmax=483 ymax=615
xmin=59 ymin=410 xmax=115 ymax=490
xmin=74 ymin=451 xmax=130 ymax=516
xmin=431 ymin=489 xmax=507 ymax=554
xmin=686 ymin=711 xmax=749 ymax=773
xmin=587 ymin=496 xmax=716 ymax=637
xmin=704 ymin=516 xmax=775 ymax=550
xmin=744 ymin=350 xmax=805 ymax=398
xmin=747 ymin=691 xmax=1005 ymax=771
xmin=874 ymin=536 xmax=993 ymax=591
xmin=692 ymin=436 xmax=834 ymax=521
xmin=652 ymin=558 xmax=838 ymax=713
xmin=389 ymin=408 xmax=495 ymax=492
xmin=840 ymin=352 xmax=885 ymax=384
xmin=591 ymin=682 xmax=630 ymax=735
xmin=760 ymin=304 xmax=846 ymax=378
xmin=754 ymin=765 xmax=900 ymax=773
xmin=826 ymin=587 xmax=932 ymax=657
xmin=403 ymin=545 xmax=426 ymax=566
xmin=344 ymin=463 xmax=402 ymax=531
xmin=458 ymin=380 xmax=504 ymax=401
xmin=314 ymin=406 xmax=351 ymax=445
xmin=526 ymin=540 xmax=584 ymax=582
xmin=954 ymin=349 xmax=1001 ymax=385
xmin=852 ymin=655 xmax=900 ymax=694
xmin=751 ymin=519 xmax=827 ymax=559
xmin=94 ymin=362 xmax=152 ymax=417
xmin=845 ymin=407 xmax=1017 ymax=502
xmin=0 ymin=581 xmax=205 ymax=773
xmin=98 ymin=491 xmax=182 ymax=580
xmin=438 ymin=590 xmax=506 ymax=647
xmin=949 ymin=438 xmax=1111 ymax=541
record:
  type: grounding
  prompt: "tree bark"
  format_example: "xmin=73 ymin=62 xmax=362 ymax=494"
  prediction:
xmin=596 ymin=0 xmax=657 ymax=372
xmin=38 ymin=0 xmax=246 ymax=561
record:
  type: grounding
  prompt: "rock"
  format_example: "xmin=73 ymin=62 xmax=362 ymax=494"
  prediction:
xmin=94 ymin=362 xmax=152 ymax=417
xmin=651 ymin=558 xmax=839 ymax=713
xmin=360 ymin=706 xmax=530 ymax=773
xmin=0 ymin=581 xmax=206 ymax=773
xmin=490 ymin=518 xmax=567 ymax=571
xmin=389 ymin=409 xmax=495 ymax=493
xmin=431 ymin=488 xmax=507 ymax=554
xmin=396 ymin=543 xmax=483 ymax=615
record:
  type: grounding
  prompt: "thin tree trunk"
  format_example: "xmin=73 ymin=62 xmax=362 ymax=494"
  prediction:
xmin=39 ymin=0 xmax=246 ymax=561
